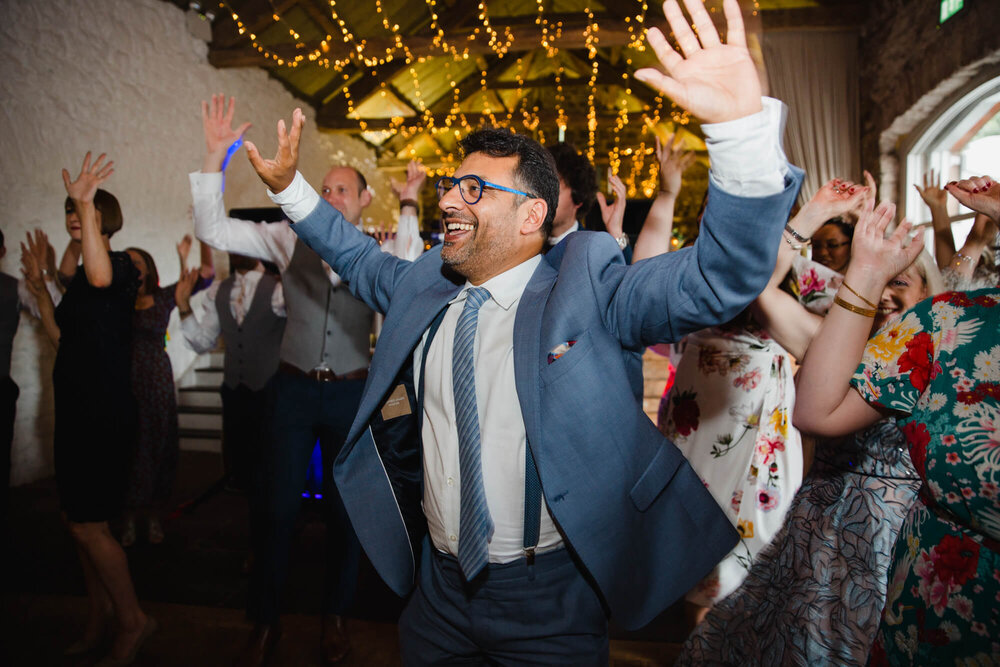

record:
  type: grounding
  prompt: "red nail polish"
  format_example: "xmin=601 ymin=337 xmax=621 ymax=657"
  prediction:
xmin=849 ymin=187 xmax=856 ymax=193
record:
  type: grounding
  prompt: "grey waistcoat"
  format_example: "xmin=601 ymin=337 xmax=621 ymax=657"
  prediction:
xmin=217 ymin=272 xmax=286 ymax=391
xmin=279 ymin=238 xmax=373 ymax=374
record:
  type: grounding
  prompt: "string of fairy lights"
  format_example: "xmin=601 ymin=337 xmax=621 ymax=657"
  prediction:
xmin=214 ymin=0 xmax=760 ymax=197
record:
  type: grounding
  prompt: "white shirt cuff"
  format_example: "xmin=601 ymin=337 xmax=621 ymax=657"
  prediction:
xmin=190 ymin=170 xmax=223 ymax=194
xmin=702 ymin=97 xmax=789 ymax=198
xmin=267 ymin=171 xmax=321 ymax=223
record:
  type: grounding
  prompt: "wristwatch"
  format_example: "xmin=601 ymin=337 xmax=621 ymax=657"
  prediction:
xmin=616 ymin=234 xmax=629 ymax=250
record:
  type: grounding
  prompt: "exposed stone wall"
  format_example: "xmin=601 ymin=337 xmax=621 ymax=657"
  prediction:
xmin=0 ymin=0 xmax=392 ymax=484
xmin=859 ymin=0 xmax=1000 ymax=191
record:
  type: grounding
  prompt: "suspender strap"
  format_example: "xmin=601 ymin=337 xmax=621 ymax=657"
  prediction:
xmin=417 ymin=308 xmax=448 ymax=431
xmin=522 ymin=442 xmax=542 ymax=559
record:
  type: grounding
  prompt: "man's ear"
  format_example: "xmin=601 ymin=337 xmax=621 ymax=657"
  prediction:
xmin=359 ymin=188 xmax=373 ymax=210
xmin=519 ymin=199 xmax=547 ymax=236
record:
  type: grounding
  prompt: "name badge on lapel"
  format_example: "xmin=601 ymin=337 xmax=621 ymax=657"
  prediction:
xmin=381 ymin=384 xmax=412 ymax=421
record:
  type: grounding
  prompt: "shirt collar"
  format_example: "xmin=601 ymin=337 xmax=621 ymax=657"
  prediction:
xmin=451 ymin=254 xmax=543 ymax=312
xmin=547 ymin=220 xmax=580 ymax=246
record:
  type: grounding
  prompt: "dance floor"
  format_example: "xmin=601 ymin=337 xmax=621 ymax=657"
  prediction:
xmin=2 ymin=451 xmax=682 ymax=665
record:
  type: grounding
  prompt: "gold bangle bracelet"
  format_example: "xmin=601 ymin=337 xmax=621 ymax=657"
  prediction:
xmin=833 ymin=295 xmax=876 ymax=318
xmin=840 ymin=281 xmax=877 ymax=309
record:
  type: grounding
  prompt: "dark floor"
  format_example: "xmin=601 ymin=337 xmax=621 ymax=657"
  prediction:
xmin=2 ymin=451 xmax=682 ymax=666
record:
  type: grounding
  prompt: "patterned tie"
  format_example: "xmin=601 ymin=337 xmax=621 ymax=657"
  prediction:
xmin=452 ymin=286 xmax=493 ymax=580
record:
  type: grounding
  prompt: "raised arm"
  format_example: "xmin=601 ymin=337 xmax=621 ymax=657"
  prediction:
xmin=596 ymin=173 xmax=628 ymax=247
xmin=914 ymin=169 xmax=954 ymax=269
xmin=62 ymin=152 xmax=114 ymax=288
xmin=245 ymin=109 xmax=412 ymax=315
xmin=793 ymin=201 xmax=925 ymax=437
xmin=632 ymin=134 xmax=695 ymax=262
xmin=389 ymin=159 xmax=427 ymax=261
xmin=603 ymin=0 xmax=798 ymax=347
xmin=751 ymin=178 xmax=867 ymax=359
xmin=949 ymin=212 xmax=998 ymax=281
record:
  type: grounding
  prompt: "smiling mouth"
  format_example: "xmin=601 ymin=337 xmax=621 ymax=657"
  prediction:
xmin=442 ymin=217 xmax=476 ymax=243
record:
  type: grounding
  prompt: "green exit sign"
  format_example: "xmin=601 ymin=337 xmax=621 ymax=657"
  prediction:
xmin=940 ymin=0 xmax=964 ymax=23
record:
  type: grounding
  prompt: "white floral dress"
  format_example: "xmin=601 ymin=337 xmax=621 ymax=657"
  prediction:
xmin=658 ymin=256 xmax=842 ymax=605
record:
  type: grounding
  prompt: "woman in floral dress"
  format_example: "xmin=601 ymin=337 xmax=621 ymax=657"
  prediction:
xmin=794 ymin=181 xmax=1000 ymax=665
xmin=678 ymin=235 xmax=943 ymax=665
xmin=122 ymin=236 xmax=213 ymax=545
xmin=657 ymin=179 xmax=867 ymax=620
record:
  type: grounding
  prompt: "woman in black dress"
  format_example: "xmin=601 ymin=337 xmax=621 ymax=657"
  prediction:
xmin=24 ymin=152 xmax=155 ymax=665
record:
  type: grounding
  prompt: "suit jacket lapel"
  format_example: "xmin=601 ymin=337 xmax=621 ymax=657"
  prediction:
xmin=513 ymin=258 xmax=558 ymax=454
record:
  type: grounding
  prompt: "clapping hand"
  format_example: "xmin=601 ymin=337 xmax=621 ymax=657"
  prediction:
xmin=655 ymin=133 xmax=696 ymax=198
xmin=174 ymin=268 xmax=199 ymax=313
xmin=634 ymin=0 xmax=761 ymax=124
xmin=62 ymin=152 xmax=113 ymax=203
xmin=245 ymin=108 xmax=305 ymax=194
xmin=177 ymin=234 xmax=193 ymax=269
xmin=945 ymin=175 xmax=999 ymax=222
xmin=20 ymin=236 xmax=44 ymax=295
xmin=373 ymin=223 xmax=396 ymax=246
xmin=596 ymin=173 xmax=628 ymax=239
xmin=849 ymin=200 xmax=924 ymax=285
xmin=391 ymin=160 xmax=427 ymax=203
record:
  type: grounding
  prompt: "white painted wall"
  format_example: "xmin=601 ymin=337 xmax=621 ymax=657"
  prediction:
xmin=0 ymin=0 xmax=394 ymax=484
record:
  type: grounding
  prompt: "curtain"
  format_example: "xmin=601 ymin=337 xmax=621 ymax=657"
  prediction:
xmin=763 ymin=30 xmax=861 ymax=203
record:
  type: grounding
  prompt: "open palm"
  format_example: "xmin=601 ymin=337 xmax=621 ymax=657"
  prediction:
xmin=635 ymin=0 xmax=761 ymax=124
xmin=62 ymin=152 xmax=113 ymax=203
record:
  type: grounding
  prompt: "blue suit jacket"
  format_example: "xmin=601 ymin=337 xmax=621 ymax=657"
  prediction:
xmin=291 ymin=166 xmax=803 ymax=630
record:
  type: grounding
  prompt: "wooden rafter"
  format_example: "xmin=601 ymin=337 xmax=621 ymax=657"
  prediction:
xmin=320 ymin=108 xmax=658 ymax=131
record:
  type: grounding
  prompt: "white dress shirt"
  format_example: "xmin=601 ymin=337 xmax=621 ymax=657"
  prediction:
xmin=180 ymin=266 xmax=286 ymax=354
xmin=548 ymin=220 xmax=580 ymax=246
xmin=269 ymin=96 xmax=791 ymax=563
xmin=414 ymin=255 xmax=565 ymax=562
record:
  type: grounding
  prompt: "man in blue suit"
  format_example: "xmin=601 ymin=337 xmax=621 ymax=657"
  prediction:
xmin=244 ymin=1 xmax=802 ymax=662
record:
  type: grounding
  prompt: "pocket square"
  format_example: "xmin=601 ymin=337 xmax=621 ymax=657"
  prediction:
xmin=547 ymin=340 xmax=576 ymax=364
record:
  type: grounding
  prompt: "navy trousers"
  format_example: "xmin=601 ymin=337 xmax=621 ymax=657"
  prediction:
xmin=399 ymin=539 xmax=609 ymax=665
xmin=248 ymin=370 xmax=364 ymax=624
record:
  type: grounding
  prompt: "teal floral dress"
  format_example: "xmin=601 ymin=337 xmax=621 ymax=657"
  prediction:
xmin=850 ymin=289 xmax=1000 ymax=665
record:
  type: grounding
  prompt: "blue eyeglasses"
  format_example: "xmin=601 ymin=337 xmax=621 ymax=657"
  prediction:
xmin=435 ymin=175 xmax=537 ymax=205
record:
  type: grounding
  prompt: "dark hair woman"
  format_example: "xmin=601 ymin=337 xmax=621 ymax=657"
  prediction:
xmin=22 ymin=153 xmax=156 ymax=664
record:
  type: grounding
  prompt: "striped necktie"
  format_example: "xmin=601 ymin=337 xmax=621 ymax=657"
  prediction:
xmin=452 ymin=286 xmax=493 ymax=580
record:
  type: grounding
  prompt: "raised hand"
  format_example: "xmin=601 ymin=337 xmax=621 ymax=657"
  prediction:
xmin=174 ymin=268 xmax=199 ymax=313
xmin=176 ymin=234 xmax=193 ymax=269
xmin=20 ymin=240 xmax=44 ymax=294
xmin=62 ymin=152 xmax=114 ymax=203
xmin=945 ymin=175 xmax=999 ymax=222
xmin=656 ymin=133 xmax=696 ymax=198
xmin=596 ymin=173 xmax=628 ymax=239
xmin=245 ymin=108 xmax=305 ymax=194
xmin=850 ymin=201 xmax=924 ymax=285
xmin=373 ymin=223 xmax=396 ymax=246
xmin=391 ymin=159 xmax=428 ymax=203
xmin=26 ymin=229 xmax=55 ymax=279
xmin=914 ymin=169 xmax=948 ymax=211
xmin=634 ymin=0 xmax=761 ymax=124
xmin=202 ymin=94 xmax=252 ymax=171
xmin=805 ymin=178 xmax=867 ymax=222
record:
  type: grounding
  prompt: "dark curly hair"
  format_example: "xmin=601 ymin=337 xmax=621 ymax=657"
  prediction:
xmin=460 ymin=127 xmax=560 ymax=238
xmin=547 ymin=143 xmax=598 ymax=222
